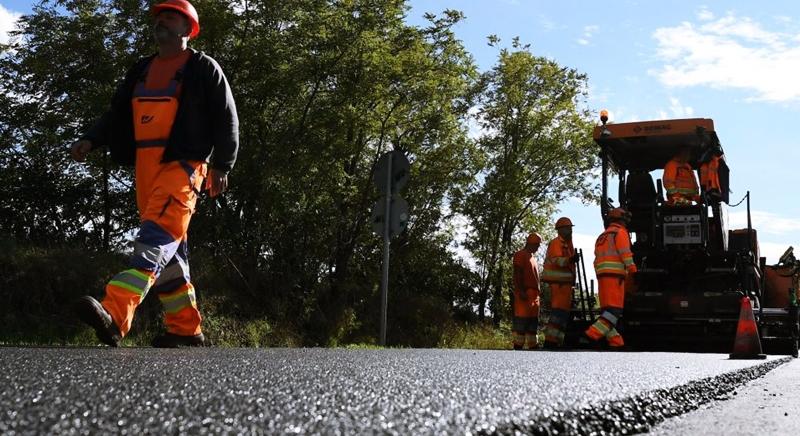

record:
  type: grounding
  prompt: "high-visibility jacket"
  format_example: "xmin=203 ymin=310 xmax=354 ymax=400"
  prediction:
xmin=542 ymin=237 xmax=575 ymax=283
xmin=594 ymin=223 xmax=636 ymax=277
xmin=513 ymin=249 xmax=540 ymax=293
xmin=663 ymin=158 xmax=699 ymax=199
xmin=700 ymin=155 xmax=723 ymax=192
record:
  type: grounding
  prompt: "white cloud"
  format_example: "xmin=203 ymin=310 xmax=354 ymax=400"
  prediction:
xmin=576 ymin=24 xmax=599 ymax=46
xmin=0 ymin=4 xmax=21 ymax=45
xmin=651 ymin=13 xmax=800 ymax=102
xmin=728 ymin=210 xmax=800 ymax=236
xmin=667 ymin=97 xmax=694 ymax=117
xmin=538 ymin=14 xmax=557 ymax=32
xmin=697 ymin=7 xmax=714 ymax=21
xmin=760 ymin=242 xmax=793 ymax=264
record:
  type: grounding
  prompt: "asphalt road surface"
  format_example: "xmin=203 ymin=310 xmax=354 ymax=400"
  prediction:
xmin=652 ymin=357 xmax=800 ymax=435
xmin=0 ymin=348 xmax=791 ymax=434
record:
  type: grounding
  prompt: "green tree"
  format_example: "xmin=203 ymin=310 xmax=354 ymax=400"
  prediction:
xmin=461 ymin=38 xmax=598 ymax=324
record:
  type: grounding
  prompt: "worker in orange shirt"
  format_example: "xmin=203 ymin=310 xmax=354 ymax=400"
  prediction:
xmin=512 ymin=233 xmax=543 ymax=350
xmin=541 ymin=217 xmax=579 ymax=348
xmin=584 ymin=208 xmax=637 ymax=349
xmin=700 ymin=145 xmax=725 ymax=202
xmin=663 ymin=146 xmax=700 ymax=206
xmin=70 ymin=0 xmax=239 ymax=348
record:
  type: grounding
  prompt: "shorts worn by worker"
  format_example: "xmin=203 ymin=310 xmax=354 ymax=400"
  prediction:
xmin=512 ymin=288 xmax=540 ymax=349
xmin=543 ymin=283 xmax=572 ymax=346
xmin=585 ymin=276 xmax=625 ymax=348
xmin=100 ymin=60 xmax=207 ymax=338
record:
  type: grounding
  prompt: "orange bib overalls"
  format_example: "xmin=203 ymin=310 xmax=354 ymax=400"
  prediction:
xmin=101 ymin=60 xmax=206 ymax=337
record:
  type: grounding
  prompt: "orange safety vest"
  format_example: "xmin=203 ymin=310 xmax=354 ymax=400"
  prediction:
xmin=663 ymin=158 xmax=698 ymax=199
xmin=541 ymin=237 xmax=575 ymax=283
xmin=594 ymin=223 xmax=636 ymax=277
xmin=700 ymin=155 xmax=722 ymax=192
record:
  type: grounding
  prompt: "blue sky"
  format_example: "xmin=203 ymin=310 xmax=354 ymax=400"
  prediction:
xmin=405 ymin=0 xmax=800 ymax=264
xmin=2 ymin=0 xmax=799 ymax=263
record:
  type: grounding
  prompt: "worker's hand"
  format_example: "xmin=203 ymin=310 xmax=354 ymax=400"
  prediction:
xmin=70 ymin=140 xmax=93 ymax=162
xmin=571 ymin=253 xmax=581 ymax=263
xmin=206 ymin=168 xmax=228 ymax=198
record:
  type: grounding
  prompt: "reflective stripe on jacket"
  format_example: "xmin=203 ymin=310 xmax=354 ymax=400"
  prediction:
xmin=594 ymin=223 xmax=636 ymax=276
xmin=663 ymin=158 xmax=698 ymax=197
xmin=542 ymin=237 xmax=575 ymax=283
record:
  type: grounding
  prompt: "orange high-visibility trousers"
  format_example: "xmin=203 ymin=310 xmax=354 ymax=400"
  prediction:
xmin=100 ymin=64 xmax=206 ymax=337
xmin=512 ymin=288 xmax=540 ymax=348
xmin=101 ymin=148 xmax=206 ymax=336
xmin=598 ymin=276 xmax=625 ymax=309
xmin=543 ymin=283 xmax=572 ymax=346
xmin=585 ymin=276 xmax=626 ymax=348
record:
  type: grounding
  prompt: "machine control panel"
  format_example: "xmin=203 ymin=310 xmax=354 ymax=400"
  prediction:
xmin=663 ymin=214 xmax=702 ymax=245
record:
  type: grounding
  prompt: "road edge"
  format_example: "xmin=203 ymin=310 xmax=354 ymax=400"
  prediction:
xmin=478 ymin=356 xmax=793 ymax=435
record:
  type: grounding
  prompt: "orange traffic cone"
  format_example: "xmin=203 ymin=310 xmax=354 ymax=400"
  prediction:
xmin=729 ymin=296 xmax=767 ymax=360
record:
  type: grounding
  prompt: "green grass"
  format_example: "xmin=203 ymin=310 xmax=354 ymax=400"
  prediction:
xmin=437 ymin=322 xmax=511 ymax=350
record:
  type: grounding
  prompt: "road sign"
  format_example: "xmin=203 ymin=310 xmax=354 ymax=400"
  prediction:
xmin=372 ymin=150 xmax=411 ymax=347
xmin=370 ymin=196 xmax=409 ymax=237
xmin=373 ymin=150 xmax=410 ymax=194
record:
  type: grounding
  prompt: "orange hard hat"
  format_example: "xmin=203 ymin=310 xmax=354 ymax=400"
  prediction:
xmin=152 ymin=0 xmax=200 ymax=39
xmin=526 ymin=233 xmax=542 ymax=245
xmin=607 ymin=207 xmax=631 ymax=221
xmin=555 ymin=217 xmax=574 ymax=229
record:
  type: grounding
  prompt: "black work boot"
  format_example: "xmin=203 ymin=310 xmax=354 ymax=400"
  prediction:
xmin=74 ymin=296 xmax=122 ymax=347
xmin=152 ymin=332 xmax=206 ymax=348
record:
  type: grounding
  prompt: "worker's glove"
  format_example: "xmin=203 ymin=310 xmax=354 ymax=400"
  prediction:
xmin=570 ymin=253 xmax=581 ymax=263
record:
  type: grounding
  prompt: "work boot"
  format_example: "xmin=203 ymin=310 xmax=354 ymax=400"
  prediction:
xmin=74 ymin=296 xmax=121 ymax=347
xmin=152 ymin=332 xmax=206 ymax=348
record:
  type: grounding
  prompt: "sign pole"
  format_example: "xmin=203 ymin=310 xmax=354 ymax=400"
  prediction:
xmin=379 ymin=155 xmax=392 ymax=346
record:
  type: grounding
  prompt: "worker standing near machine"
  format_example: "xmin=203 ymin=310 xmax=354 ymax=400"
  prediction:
xmin=70 ymin=0 xmax=239 ymax=347
xmin=700 ymin=145 xmax=725 ymax=202
xmin=541 ymin=217 xmax=578 ymax=348
xmin=584 ymin=208 xmax=637 ymax=349
xmin=663 ymin=146 xmax=700 ymax=206
xmin=512 ymin=233 xmax=543 ymax=350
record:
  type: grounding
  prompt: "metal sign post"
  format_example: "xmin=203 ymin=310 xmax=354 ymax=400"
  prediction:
xmin=371 ymin=151 xmax=410 ymax=346
xmin=379 ymin=155 xmax=392 ymax=347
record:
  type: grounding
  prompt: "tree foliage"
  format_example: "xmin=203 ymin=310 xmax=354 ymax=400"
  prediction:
xmin=0 ymin=2 xmax=598 ymax=345
xmin=460 ymin=38 xmax=598 ymax=323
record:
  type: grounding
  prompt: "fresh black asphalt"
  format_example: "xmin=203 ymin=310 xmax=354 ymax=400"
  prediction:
xmin=0 ymin=348 xmax=790 ymax=434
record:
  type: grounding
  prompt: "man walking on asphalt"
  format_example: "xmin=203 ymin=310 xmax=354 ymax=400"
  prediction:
xmin=511 ymin=233 xmax=543 ymax=350
xmin=70 ymin=0 xmax=239 ymax=347
xmin=584 ymin=208 xmax=636 ymax=349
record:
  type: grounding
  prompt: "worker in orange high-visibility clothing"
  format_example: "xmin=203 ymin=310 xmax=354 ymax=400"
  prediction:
xmin=70 ymin=0 xmax=239 ymax=348
xmin=542 ymin=217 xmax=579 ymax=348
xmin=584 ymin=208 xmax=637 ymax=349
xmin=700 ymin=145 xmax=725 ymax=202
xmin=663 ymin=146 xmax=700 ymax=206
xmin=512 ymin=233 xmax=543 ymax=350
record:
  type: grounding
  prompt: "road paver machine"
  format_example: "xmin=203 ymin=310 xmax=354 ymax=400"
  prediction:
xmin=566 ymin=117 xmax=798 ymax=355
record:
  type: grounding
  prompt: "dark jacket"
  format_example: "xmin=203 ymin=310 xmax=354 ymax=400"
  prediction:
xmin=82 ymin=49 xmax=239 ymax=173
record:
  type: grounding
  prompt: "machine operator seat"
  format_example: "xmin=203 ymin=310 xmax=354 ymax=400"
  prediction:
xmin=625 ymin=170 xmax=658 ymax=235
